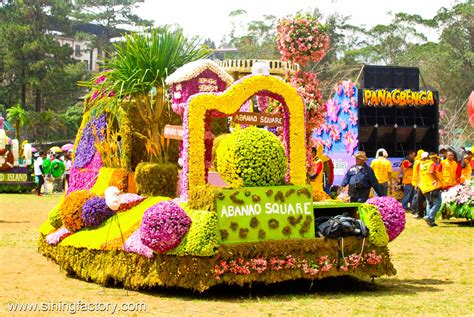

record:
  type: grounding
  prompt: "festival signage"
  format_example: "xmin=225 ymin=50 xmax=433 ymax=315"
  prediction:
xmin=163 ymin=124 xmax=184 ymax=140
xmin=362 ymin=89 xmax=436 ymax=107
xmin=216 ymin=185 xmax=315 ymax=244
xmin=0 ymin=172 xmax=28 ymax=182
xmin=232 ymin=112 xmax=284 ymax=127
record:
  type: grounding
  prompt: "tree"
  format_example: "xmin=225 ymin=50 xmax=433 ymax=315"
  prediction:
xmin=0 ymin=0 xmax=82 ymax=112
xmin=6 ymin=104 xmax=29 ymax=142
xmin=73 ymin=0 xmax=152 ymax=58
xmin=84 ymin=28 xmax=210 ymax=163
xmin=27 ymin=109 xmax=65 ymax=142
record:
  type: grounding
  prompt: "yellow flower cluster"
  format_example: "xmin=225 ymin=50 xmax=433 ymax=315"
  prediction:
xmin=186 ymin=75 xmax=306 ymax=191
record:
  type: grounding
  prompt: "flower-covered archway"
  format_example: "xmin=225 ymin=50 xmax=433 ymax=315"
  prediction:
xmin=182 ymin=75 xmax=306 ymax=198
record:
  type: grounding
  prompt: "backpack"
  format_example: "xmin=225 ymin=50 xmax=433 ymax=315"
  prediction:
xmin=315 ymin=214 xmax=368 ymax=239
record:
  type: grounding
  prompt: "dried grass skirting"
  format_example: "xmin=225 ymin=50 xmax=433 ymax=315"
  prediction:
xmin=38 ymin=235 xmax=396 ymax=292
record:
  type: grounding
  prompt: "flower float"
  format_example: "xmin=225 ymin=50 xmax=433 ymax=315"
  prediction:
xmin=442 ymin=184 xmax=474 ymax=220
xmin=82 ymin=196 xmax=115 ymax=228
xmin=366 ymin=196 xmax=406 ymax=242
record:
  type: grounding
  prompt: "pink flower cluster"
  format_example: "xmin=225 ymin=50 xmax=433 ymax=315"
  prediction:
xmin=46 ymin=227 xmax=72 ymax=245
xmin=122 ymin=229 xmax=154 ymax=258
xmin=367 ymin=196 xmax=406 ymax=242
xmin=365 ymin=250 xmax=383 ymax=266
xmin=117 ymin=193 xmax=146 ymax=211
xmin=442 ymin=184 xmax=474 ymax=205
xmin=67 ymin=168 xmax=98 ymax=194
xmin=277 ymin=14 xmax=329 ymax=66
xmin=139 ymin=201 xmax=191 ymax=253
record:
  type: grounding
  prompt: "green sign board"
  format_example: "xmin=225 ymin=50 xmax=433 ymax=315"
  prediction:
xmin=216 ymin=185 xmax=315 ymax=244
xmin=0 ymin=173 xmax=28 ymax=182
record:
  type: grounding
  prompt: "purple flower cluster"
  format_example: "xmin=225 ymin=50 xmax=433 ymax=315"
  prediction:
xmin=139 ymin=201 xmax=192 ymax=253
xmin=74 ymin=114 xmax=106 ymax=168
xmin=82 ymin=196 xmax=115 ymax=228
xmin=366 ymin=196 xmax=406 ymax=241
xmin=122 ymin=229 xmax=154 ymax=258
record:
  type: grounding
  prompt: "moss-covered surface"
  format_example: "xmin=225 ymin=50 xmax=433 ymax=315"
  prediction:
xmin=59 ymin=196 xmax=169 ymax=249
xmin=38 ymin=235 xmax=396 ymax=292
xmin=134 ymin=162 xmax=178 ymax=197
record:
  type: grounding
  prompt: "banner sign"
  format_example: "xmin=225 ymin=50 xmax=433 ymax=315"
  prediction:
xmin=216 ymin=185 xmax=315 ymax=244
xmin=362 ymin=89 xmax=436 ymax=107
xmin=0 ymin=172 xmax=28 ymax=182
xmin=232 ymin=112 xmax=284 ymax=127
xmin=163 ymin=125 xmax=184 ymax=140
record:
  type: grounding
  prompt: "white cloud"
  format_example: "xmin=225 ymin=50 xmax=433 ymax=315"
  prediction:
xmin=135 ymin=0 xmax=455 ymax=43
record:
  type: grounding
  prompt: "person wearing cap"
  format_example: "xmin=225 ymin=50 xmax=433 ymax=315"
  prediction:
xmin=416 ymin=152 xmax=442 ymax=227
xmin=370 ymin=148 xmax=392 ymax=196
xmin=441 ymin=150 xmax=461 ymax=189
xmin=411 ymin=149 xmax=426 ymax=218
xmin=33 ymin=151 xmax=46 ymax=196
xmin=341 ymin=151 xmax=384 ymax=202
xmin=438 ymin=145 xmax=448 ymax=160
xmin=50 ymin=154 xmax=65 ymax=193
xmin=400 ymin=150 xmax=416 ymax=211
xmin=460 ymin=151 xmax=472 ymax=183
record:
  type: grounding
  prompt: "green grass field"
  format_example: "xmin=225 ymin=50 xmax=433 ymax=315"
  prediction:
xmin=1 ymin=193 xmax=473 ymax=316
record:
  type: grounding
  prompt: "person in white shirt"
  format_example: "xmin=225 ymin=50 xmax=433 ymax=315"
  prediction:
xmin=33 ymin=152 xmax=46 ymax=196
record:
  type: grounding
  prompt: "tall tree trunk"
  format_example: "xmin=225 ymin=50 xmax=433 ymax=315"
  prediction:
xmin=15 ymin=121 xmax=20 ymax=142
xmin=21 ymin=63 xmax=26 ymax=108
xmin=35 ymin=90 xmax=42 ymax=112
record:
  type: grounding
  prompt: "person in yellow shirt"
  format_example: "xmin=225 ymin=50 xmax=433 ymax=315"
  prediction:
xmin=401 ymin=150 xmax=416 ymax=210
xmin=411 ymin=149 xmax=426 ymax=218
xmin=417 ymin=152 xmax=442 ymax=227
xmin=441 ymin=150 xmax=461 ymax=189
xmin=460 ymin=152 xmax=472 ymax=183
xmin=370 ymin=148 xmax=392 ymax=196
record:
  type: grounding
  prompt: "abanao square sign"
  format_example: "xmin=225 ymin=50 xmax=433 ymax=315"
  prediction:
xmin=216 ymin=185 xmax=315 ymax=244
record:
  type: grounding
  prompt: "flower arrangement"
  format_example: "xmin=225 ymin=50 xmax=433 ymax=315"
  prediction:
xmin=45 ymin=227 xmax=72 ymax=245
xmin=366 ymin=196 xmax=406 ymax=242
xmin=122 ymin=229 xmax=154 ymax=258
xmin=73 ymin=114 xmax=106 ymax=168
xmin=82 ymin=196 xmax=115 ymax=228
xmin=183 ymin=75 xmax=306 ymax=198
xmin=358 ymin=203 xmax=389 ymax=247
xmin=276 ymin=13 xmax=329 ymax=66
xmin=117 ymin=193 xmax=146 ymax=212
xmin=140 ymin=200 xmax=192 ymax=253
xmin=109 ymin=168 xmax=128 ymax=192
xmin=60 ymin=190 xmax=95 ymax=232
xmin=442 ymin=183 xmax=474 ymax=219
xmin=90 ymin=168 xmax=117 ymax=196
xmin=216 ymin=127 xmax=288 ymax=187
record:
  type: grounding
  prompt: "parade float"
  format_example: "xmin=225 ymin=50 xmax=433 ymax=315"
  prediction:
xmin=0 ymin=116 xmax=35 ymax=193
xmin=38 ymin=57 xmax=404 ymax=292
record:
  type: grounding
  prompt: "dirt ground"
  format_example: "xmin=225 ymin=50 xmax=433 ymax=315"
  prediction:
xmin=1 ymin=193 xmax=473 ymax=316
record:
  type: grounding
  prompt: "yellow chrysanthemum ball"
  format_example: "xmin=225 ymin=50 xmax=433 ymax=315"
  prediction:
xmin=216 ymin=127 xmax=288 ymax=187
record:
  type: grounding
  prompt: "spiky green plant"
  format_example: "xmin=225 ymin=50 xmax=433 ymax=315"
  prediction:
xmin=6 ymin=104 xmax=29 ymax=142
xmin=81 ymin=28 xmax=210 ymax=163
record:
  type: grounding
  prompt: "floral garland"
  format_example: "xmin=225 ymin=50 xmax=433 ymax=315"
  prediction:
xmin=366 ymin=196 xmax=406 ymax=242
xmin=140 ymin=200 xmax=192 ymax=253
xmin=183 ymin=75 xmax=306 ymax=198
xmin=276 ymin=13 xmax=329 ymax=66
xmin=213 ymin=251 xmax=383 ymax=280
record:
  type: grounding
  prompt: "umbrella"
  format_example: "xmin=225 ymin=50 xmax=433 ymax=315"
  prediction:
xmin=31 ymin=147 xmax=37 ymax=152
xmin=50 ymin=146 xmax=62 ymax=153
xmin=61 ymin=143 xmax=74 ymax=151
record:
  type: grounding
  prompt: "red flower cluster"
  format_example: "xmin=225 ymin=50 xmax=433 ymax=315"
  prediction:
xmin=365 ymin=250 xmax=383 ymax=266
xmin=277 ymin=14 xmax=329 ymax=66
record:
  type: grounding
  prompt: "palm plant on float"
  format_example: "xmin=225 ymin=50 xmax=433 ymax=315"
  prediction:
xmin=81 ymin=28 xmax=211 ymax=163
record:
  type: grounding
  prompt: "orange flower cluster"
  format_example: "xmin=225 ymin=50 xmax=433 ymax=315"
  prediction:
xmin=60 ymin=190 xmax=95 ymax=232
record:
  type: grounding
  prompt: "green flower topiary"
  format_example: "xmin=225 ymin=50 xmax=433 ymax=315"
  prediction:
xmin=216 ymin=127 xmax=287 ymax=187
xmin=48 ymin=198 xmax=64 ymax=229
xmin=358 ymin=204 xmax=389 ymax=247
